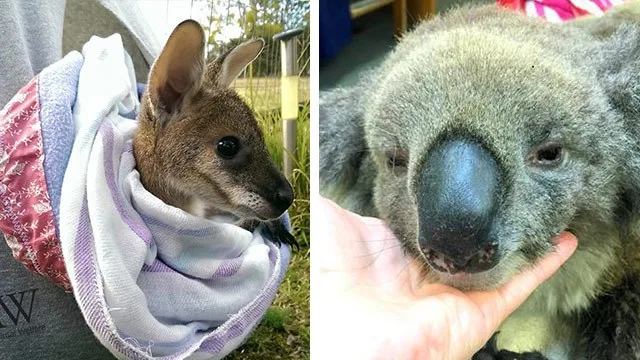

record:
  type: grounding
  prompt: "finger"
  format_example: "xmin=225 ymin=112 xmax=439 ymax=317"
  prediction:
xmin=312 ymin=197 xmax=358 ymax=272
xmin=314 ymin=197 xmax=410 ymax=288
xmin=469 ymin=231 xmax=578 ymax=332
xmin=314 ymin=197 xmax=387 ymax=271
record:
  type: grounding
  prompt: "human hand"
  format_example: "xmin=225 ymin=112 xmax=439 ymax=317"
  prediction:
xmin=311 ymin=197 xmax=577 ymax=360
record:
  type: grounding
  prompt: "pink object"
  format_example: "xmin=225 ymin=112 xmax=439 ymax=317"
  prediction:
xmin=498 ymin=0 xmax=623 ymax=22
xmin=0 ymin=79 xmax=70 ymax=291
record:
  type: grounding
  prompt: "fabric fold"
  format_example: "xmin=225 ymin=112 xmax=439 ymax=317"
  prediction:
xmin=0 ymin=33 xmax=289 ymax=360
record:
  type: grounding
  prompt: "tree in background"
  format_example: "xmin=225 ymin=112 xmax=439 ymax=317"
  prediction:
xmin=202 ymin=0 xmax=310 ymax=77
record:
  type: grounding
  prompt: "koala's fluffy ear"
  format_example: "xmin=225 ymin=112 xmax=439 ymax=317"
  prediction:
xmin=319 ymin=84 xmax=377 ymax=216
xmin=210 ymin=39 xmax=264 ymax=87
xmin=148 ymin=20 xmax=205 ymax=124
xmin=596 ymin=24 xmax=640 ymax=211
xmin=569 ymin=1 xmax=640 ymax=39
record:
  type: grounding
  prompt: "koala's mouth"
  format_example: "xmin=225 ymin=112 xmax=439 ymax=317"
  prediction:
xmin=422 ymin=244 xmax=499 ymax=275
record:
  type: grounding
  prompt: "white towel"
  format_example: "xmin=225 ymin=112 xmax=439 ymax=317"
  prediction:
xmin=58 ymin=34 xmax=289 ymax=360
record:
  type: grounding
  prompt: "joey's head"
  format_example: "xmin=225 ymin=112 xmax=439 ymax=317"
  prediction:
xmin=134 ymin=20 xmax=293 ymax=222
xmin=365 ymin=14 xmax=637 ymax=290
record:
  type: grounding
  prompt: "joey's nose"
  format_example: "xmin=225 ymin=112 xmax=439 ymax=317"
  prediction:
xmin=418 ymin=139 xmax=501 ymax=274
xmin=273 ymin=180 xmax=294 ymax=213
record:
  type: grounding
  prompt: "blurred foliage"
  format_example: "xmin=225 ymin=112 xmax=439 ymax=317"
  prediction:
xmin=202 ymin=0 xmax=310 ymax=76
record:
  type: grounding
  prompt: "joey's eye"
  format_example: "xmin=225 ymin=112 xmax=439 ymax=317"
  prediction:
xmin=527 ymin=142 xmax=564 ymax=168
xmin=216 ymin=136 xmax=240 ymax=159
xmin=385 ymin=149 xmax=408 ymax=169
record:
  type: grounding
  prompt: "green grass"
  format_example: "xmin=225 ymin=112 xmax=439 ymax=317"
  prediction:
xmin=226 ymin=98 xmax=310 ymax=360
xmin=233 ymin=77 xmax=310 ymax=111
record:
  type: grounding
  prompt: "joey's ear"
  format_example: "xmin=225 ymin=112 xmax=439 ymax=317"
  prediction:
xmin=211 ymin=39 xmax=264 ymax=87
xmin=148 ymin=19 xmax=205 ymax=122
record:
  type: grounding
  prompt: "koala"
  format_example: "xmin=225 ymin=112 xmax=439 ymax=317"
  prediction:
xmin=320 ymin=3 xmax=640 ymax=359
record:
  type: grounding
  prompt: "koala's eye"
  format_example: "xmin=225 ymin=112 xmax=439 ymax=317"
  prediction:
xmin=385 ymin=148 xmax=408 ymax=169
xmin=527 ymin=142 xmax=564 ymax=168
xmin=216 ymin=136 xmax=240 ymax=159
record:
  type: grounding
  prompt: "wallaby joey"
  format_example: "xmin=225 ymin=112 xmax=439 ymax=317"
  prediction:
xmin=134 ymin=20 xmax=297 ymax=248
xmin=320 ymin=2 xmax=640 ymax=359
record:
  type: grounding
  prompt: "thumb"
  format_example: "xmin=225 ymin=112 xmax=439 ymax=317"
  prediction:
xmin=470 ymin=231 xmax=578 ymax=337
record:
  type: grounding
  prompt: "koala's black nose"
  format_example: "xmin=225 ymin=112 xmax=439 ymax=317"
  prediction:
xmin=418 ymin=139 xmax=501 ymax=274
xmin=273 ymin=180 xmax=294 ymax=214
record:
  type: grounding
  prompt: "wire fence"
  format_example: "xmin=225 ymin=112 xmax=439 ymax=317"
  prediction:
xmin=187 ymin=0 xmax=310 ymax=112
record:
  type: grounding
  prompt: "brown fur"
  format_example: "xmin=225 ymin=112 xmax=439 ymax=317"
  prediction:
xmin=133 ymin=20 xmax=296 ymax=246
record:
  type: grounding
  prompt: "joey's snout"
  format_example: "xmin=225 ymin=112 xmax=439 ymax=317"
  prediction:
xmin=252 ymin=171 xmax=294 ymax=220
xmin=272 ymin=178 xmax=294 ymax=214
xmin=418 ymin=140 xmax=502 ymax=274
xmin=239 ymin=174 xmax=293 ymax=221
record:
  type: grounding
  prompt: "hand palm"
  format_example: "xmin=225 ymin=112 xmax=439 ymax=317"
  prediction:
xmin=313 ymin=198 xmax=576 ymax=360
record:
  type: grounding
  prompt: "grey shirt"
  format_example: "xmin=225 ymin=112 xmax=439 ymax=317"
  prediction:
xmin=0 ymin=1 xmax=159 ymax=358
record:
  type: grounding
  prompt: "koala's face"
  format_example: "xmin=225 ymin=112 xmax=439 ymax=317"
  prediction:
xmin=365 ymin=29 xmax=629 ymax=290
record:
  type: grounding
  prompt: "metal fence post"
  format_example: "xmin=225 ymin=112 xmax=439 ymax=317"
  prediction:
xmin=273 ymin=28 xmax=304 ymax=181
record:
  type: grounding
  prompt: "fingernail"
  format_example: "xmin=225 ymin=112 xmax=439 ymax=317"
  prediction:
xmin=551 ymin=231 xmax=571 ymax=244
xmin=552 ymin=232 xmax=578 ymax=255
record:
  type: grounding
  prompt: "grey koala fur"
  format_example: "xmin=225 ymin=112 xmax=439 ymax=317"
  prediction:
xmin=319 ymin=85 xmax=376 ymax=216
xmin=320 ymin=3 xmax=640 ymax=359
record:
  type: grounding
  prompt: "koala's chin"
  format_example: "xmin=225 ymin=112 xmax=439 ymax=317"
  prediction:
xmin=422 ymin=250 xmax=529 ymax=291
